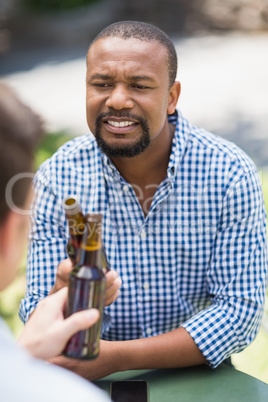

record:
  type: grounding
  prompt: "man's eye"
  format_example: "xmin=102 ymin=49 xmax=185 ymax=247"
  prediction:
xmin=132 ymin=84 xmax=148 ymax=90
xmin=92 ymin=83 xmax=110 ymax=88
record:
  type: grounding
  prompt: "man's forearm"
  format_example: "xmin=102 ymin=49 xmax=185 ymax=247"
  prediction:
xmin=51 ymin=327 xmax=206 ymax=380
xmin=118 ymin=326 xmax=206 ymax=371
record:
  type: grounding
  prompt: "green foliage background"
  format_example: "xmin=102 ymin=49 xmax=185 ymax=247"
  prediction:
xmin=0 ymin=131 xmax=267 ymax=383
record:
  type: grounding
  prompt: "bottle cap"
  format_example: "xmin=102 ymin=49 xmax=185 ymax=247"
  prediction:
xmin=62 ymin=195 xmax=81 ymax=215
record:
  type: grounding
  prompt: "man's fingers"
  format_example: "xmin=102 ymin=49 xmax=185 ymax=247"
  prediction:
xmin=105 ymin=271 xmax=122 ymax=291
xmin=106 ymin=277 xmax=122 ymax=291
xmin=105 ymin=270 xmax=119 ymax=286
xmin=62 ymin=309 xmax=100 ymax=339
xmin=48 ymin=286 xmax=68 ymax=305
xmin=57 ymin=258 xmax=73 ymax=280
xmin=105 ymin=276 xmax=122 ymax=302
xmin=104 ymin=271 xmax=122 ymax=306
xmin=51 ymin=258 xmax=73 ymax=294
xmin=105 ymin=289 xmax=120 ymax=306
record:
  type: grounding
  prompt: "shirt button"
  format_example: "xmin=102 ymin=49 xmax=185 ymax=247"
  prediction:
xmin=143 ymin=282 xmax=150 ymax=290
xmin=140 ymin=230 xmax=147 ymax=239
xmin=123 ymin=185 xmax=129 ymax=192
xmin=146 ymin=328 xmax=152 ymax=335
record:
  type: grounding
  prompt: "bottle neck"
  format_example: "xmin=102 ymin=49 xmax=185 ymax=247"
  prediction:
xmin=77 ymin=214 xmax=103 ymax=269
xmin=78 ymin=247 xmax=102 ymax=269
xmin=66 ymin=211 xmax=86 ymax=237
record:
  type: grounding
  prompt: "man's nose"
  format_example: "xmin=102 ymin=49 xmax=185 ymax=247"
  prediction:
xmin=105 ymin=85 xmax=134 ymax=110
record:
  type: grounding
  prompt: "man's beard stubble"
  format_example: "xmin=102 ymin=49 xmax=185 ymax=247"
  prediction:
xmin=95 ymin=112 xmax=150 ymax=158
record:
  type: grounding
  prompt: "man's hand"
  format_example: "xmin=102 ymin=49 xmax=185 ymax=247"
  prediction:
xmin=17 ymin=287 xmax=100 ymax=360
xmin=49 ymin=258 xmax=73 ymax=295
xmin=50 ymin=340 xmax=119 ymax=381
xmin=49 ymin=258 xmax=122 ymax=306
xmin=105 ymin=270 xmax=122 ymax=305
xmin=50 ymin=327 xmax=206 ymax=381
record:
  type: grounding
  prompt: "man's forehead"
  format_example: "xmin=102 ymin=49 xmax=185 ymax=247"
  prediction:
xmin=87 ymin=36 xmax=168 ymax=60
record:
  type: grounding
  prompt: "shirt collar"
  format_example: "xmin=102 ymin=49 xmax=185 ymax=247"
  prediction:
xmin=100 ymin=150 xmax=120 ymax=181
xmin=167 ymin=109 xmax=190 ymax=181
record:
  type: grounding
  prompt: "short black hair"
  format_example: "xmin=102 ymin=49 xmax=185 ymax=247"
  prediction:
xmin=90 ymin=21 xmax=177 ymax=87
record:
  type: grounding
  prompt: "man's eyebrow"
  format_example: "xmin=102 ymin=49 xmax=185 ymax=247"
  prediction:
xmin=89 ymin=73 xmax=111 ymax=80
xmin=129 ymin=75 xmax=156 ymax=82
xmin=89 ymin=73 xmax=156 ymax=82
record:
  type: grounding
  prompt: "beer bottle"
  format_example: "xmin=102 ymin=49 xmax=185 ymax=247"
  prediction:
xmin=101 ymin=246 xmax=110 ymax=274
xmin=63 ymin=196 xmax=110 ymax=272
xmin=63 ymin=213 xmax=106 ymax=359
xmin=63 ymin=196 xmax=86 ymax=263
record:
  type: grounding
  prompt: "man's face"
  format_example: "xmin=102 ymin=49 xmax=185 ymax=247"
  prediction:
xmin=86 ymin=37 xmax=178 ymax=158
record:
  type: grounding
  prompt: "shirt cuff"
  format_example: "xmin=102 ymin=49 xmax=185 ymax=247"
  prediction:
xmin=19 ymin=296 xmax=40 ymax=324
xmin=181 ymin=303 xmax=243 ymax=368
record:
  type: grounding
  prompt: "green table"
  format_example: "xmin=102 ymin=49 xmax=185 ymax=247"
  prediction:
xmin=95 ymin=364 xmax=268 ymax=401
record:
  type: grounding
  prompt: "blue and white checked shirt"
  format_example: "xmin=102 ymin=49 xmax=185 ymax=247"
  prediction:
xmin=19 ymin=110 xmax=268 ymax=368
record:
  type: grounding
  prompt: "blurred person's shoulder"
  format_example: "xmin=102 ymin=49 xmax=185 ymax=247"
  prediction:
xmin=0 ymin=317 xmax=110 ymax=402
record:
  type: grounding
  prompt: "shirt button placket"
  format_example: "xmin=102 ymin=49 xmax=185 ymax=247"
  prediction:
xmin=143 ymin=282 xmax=150 ymax=290
xmin=140 ymin=229 xmax=147 ymax=239
xmin=139 ymin=228 xmax=149 ymax=338
xmin=146 ymin=327 xmax=152 ymax=336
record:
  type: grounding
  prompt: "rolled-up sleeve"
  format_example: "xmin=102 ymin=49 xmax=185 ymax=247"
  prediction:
xmin=182 ymin=167 xmax=268 ymax=368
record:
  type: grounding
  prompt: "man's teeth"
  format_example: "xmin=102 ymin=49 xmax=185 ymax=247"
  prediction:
xmin=108 ymin=120 xmax=135 ymax=128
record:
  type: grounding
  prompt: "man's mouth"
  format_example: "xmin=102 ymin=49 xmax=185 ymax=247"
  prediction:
xmin=107 ymin=120 xmax=136 ymax=128
xmin=103 ymin=118 xmax=138 ymax=134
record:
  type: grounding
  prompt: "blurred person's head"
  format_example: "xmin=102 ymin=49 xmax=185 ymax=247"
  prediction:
xmin=86 ymin=21 xmax=180 ymax=159
xmin=0 ymin=83 xmax=43 ymax=291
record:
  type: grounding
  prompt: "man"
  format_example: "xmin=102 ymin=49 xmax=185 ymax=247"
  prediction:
xmin=0 ymin=83 xmax=111 ymax=401
xmin=20 ymin=21 xmax=267 ymax=380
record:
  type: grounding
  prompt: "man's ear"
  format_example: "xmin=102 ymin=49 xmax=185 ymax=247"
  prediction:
xmin=0 ymin=212 xmax=20 ymax=260
xmin=167 ymin=81 xmax=181 ymax=115
xmin=0 ymin=211 xmax=25 ymax=292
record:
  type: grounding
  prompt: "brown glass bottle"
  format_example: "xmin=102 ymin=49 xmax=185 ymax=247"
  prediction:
xmin=63 ymin=196 xmax=110 ymax=272
xmin=63 ymin=213 xmax=106 ymax=359
xmin=62 ymin=196 xmax=87 ymax=263
xmin=101 ymin=245 xmax=110 ymax=274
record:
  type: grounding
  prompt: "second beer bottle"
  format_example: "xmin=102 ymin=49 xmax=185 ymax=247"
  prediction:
xmin=63 ymin=213 xmax=106 ymax=359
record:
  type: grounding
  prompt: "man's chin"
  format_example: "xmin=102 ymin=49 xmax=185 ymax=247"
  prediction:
xmin=96 ymin=136 xmax=150 ymax=158
xmin=98 ymin=144 xmax=141 ymax=158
